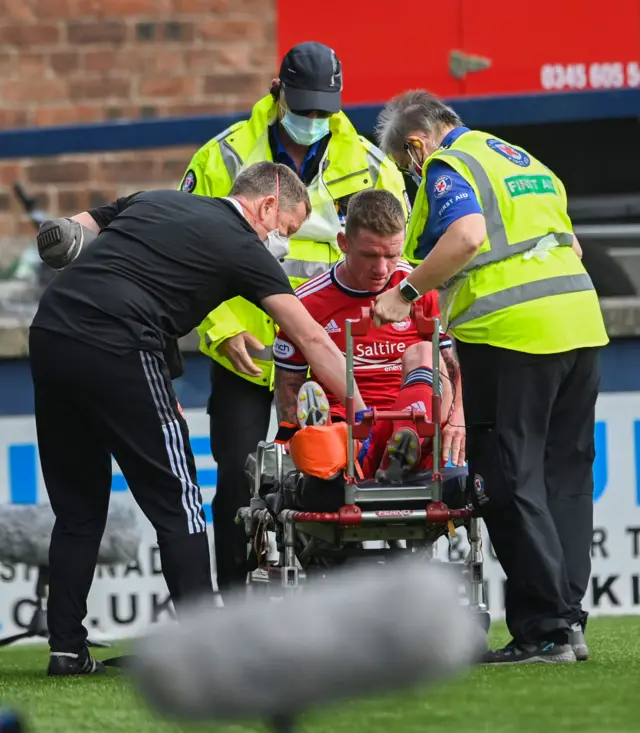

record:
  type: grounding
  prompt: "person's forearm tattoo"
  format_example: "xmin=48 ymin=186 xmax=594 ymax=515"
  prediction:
xmin=274 ymin=368 xmax=308 ymax=424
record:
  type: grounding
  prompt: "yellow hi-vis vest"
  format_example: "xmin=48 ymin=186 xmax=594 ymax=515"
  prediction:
xmin=404 ymin=130 xmax=609 ymax=354
xmin=181 ymin=94 xmax=408 ymax=388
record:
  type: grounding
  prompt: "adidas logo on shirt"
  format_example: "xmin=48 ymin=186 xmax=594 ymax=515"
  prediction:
xmin=325 ymin=319 xmax=341 ymax=334
xmin=409 ymin=401 xmax=427 ymax=413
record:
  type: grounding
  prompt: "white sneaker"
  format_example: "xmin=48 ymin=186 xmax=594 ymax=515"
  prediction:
xmin=297 ymin=381 xmax=330 ymax=428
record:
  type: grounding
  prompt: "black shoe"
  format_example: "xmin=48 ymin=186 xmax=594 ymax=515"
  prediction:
xmin=569 ymin=622 xmax=589 ymax=661
xmin=376 ymin=428 xmax=421 ymax=484
xmin=47 ymin=647 xmax=105 ymax=676
xmin=482 ymin=639 xmax=576 ymax=665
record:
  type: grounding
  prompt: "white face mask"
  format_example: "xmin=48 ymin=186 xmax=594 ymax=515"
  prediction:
xmin=264 ymin=229 xmax=290 ymax=260
xmin=237 ymin=170 xmax=291 ymax=260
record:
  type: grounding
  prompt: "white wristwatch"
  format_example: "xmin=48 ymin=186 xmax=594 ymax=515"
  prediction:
xmin=399 ymin=277 xmax=421 ymax=303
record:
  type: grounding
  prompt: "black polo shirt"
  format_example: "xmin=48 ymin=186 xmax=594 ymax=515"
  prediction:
xmin=31 ymin=190 xmax=294 ymax=356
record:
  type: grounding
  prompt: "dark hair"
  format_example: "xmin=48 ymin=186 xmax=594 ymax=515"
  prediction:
xmin=345 ymin=189 xmax=405 ymax=239
xmin=230 ymin=161 xmax=311 ymax=218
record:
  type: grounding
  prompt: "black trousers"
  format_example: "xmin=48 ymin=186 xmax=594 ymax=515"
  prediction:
xmin=208 ymin=362 xmax=272 ymax=597
xmin=29 ymin=329 xmax=214 ymax=653
xmin=457 ymin=341 xmax=599 ymax=645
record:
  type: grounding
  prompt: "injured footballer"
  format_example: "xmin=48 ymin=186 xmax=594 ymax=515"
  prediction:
xmin=273 ymin=189 xmax=465 ymax=483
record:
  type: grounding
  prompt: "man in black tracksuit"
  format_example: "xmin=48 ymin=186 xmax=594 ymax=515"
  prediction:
xmin=30 ymin=162 xmax=366 ymax=676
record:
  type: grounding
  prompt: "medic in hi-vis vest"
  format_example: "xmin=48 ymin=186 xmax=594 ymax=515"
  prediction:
xmin=177 ymin=42 xmax=409 ymax=599
xmin=372 ymin=89 xmax=608 ymax=667
xmin=372 ymin=89 xmax=607 ymax=352
xmin=180 ymin=42 xmax=409 ymax=390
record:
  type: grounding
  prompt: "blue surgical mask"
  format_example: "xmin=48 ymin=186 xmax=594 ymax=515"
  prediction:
xmin=281 ymin=111 xmax=330 ymax=146
xmin=409 ymin=167 xmax=422 ymax=187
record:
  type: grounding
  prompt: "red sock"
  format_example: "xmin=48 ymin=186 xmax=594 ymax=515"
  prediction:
xmin=390 ymin=382 xmax=432 ymax=431
xmin=390 ymin=383 xmax=436 ymax=471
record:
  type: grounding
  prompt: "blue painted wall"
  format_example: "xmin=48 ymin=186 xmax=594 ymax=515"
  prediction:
xmin=2 ymin=89 xmax=640 ymax=160
xmin=2 ymin=341 xmax=639 ymax=517
xmin=1 ymin=340 xmax=637 ymax=418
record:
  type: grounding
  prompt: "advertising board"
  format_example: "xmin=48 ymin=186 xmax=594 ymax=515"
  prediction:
xmin=0 ymin=410 xmax=217 ymax=641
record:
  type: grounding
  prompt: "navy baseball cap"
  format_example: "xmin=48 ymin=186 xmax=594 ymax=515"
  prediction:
xmin=279 ymin=41 xmax=343 ymax=114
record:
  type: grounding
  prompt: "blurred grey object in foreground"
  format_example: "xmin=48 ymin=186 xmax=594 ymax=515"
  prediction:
xmin=0 ymin=501 xmax=141 ymax=567
xmin=129 ymin=558 xmax=482 ymax=725
xmin=0 ymin=500 xmax=142 ymax=648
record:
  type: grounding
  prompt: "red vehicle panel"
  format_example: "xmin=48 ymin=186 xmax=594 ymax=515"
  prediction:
xmin=460 ymin=0 xmax=640 ymax=96
xmin=276 ymin=0 xmax=464 ymax=103
xmin=277 ymin=0 xmax=640 ymax=101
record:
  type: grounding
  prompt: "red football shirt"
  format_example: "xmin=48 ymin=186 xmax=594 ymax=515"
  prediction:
xmin=274 ymin=261 xmax=452 ymax=415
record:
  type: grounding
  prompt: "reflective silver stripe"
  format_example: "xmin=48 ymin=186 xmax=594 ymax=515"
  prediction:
xmin=365 ymin=150 xmax=382 ymax=188
xmin=281 ymin=258 xmax=332 ymax=280
xmin=468 ymin=231 xmax=575 ymax=269
xmin=246 ymin=344 xmax=274 ymax=361
xmin=325 ymin=168 xmax=369 ymax=186
xmin=204 ymin=334 xmax=271 ymax=362
xmin=440 ymin=150 xmax=507 ymax=255
xmin=449 ymin=273 xmax=595 ymax=329
xmin=212 ymin=123 xmax=237 ymax=143
xmin=438 ymin=149 xmax=573 ymax=274
xmin=220 ymin=139 xmax=243 ymax=179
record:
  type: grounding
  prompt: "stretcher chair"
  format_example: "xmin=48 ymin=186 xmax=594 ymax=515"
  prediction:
xmin=236 ymin=306 xmax=490 ymax=632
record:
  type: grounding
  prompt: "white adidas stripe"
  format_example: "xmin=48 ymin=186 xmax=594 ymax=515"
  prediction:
xmin=296 ymin=274 xmax=333 ymax=300
xmin=274 ymin=360 xmax=309 ymax=371
xmin=140 ymin=351 xmax=205 ymax=535
xmin=294 ymin=270 xmax=331 ymax=296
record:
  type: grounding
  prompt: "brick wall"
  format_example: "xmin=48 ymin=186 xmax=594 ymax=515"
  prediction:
xmin=0 ymin=0 xmax=277 ymax=266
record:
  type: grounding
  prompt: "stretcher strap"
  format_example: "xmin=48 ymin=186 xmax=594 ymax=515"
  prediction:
xmin=275 ymin=422 xmax=299 ymax=445
xmin=346 ymin=455 xmax=365 ymax=481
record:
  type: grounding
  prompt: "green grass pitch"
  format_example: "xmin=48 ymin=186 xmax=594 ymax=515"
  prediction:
xmin=0 ymin=617 xmax=639 ymax=733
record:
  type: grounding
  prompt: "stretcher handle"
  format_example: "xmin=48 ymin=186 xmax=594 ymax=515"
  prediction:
xmin=351 ymin=407 xmax=437 ymax=439
xmin=350 ymin=302 xmax=437 ymax=338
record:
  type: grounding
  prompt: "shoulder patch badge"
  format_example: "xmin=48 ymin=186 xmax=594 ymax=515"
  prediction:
xmin=181 ymin=169 xmax=197 ymax=192
xmin=433 ymin=174 xmax=453 ymax=199
xmin=473 ymin=473 xmax=489 ymax=505
xmin=273 ymin=339 xmax=295 ymax=360
xmin=486 ymin=138 xmax=531 ymax=167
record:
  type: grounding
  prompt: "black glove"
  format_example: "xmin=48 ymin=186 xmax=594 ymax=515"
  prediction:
xmin=36 ymin=217 xmax=97 ymax=270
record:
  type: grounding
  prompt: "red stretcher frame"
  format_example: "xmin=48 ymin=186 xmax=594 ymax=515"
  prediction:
xmin=344 ymin=303 xmax=443 ymax=492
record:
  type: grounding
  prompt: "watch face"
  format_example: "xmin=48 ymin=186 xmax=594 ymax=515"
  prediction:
xmin=401 ymin=281 xmax=418 ymax=302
